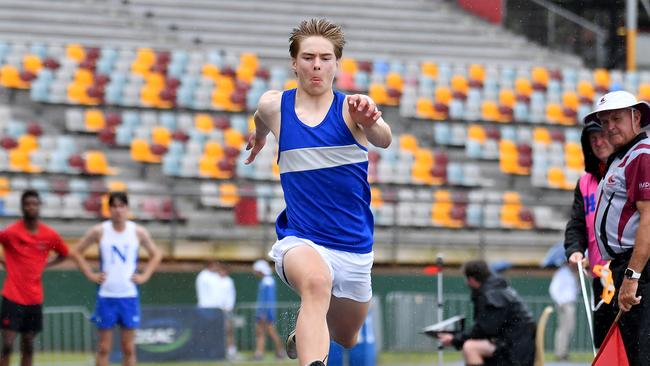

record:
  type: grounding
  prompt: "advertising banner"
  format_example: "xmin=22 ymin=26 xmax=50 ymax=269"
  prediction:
xmin=110 ymin=305 xmax=225 ymax=362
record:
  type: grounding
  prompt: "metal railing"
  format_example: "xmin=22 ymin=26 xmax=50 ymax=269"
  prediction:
xmin=385 ymin=292 xmax=594 ymax=353
xmin=32 ymin=306 xmax=94 ymax=366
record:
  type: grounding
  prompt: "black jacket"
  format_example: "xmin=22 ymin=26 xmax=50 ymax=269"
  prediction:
xmin=564 ymin=126 xmax=605 ymax=260
xmin=452 ymin=275 xmax=536 ymax=366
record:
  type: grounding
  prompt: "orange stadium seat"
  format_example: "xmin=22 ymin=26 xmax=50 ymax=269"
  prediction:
xmin=195 ymin=114 xmax=214 ymax=133
xmin=284 ymin=79 xmax=298 ymax=90
xmin=130 ymin=139 xmax=161 ymax=163
xmin=451 ymin=75 xmax=468 ymax=96
xmin=202 ymin=64 xmax=221 ymax=80
xmin=562 ymin=91 xmax=579 ymax=111
xmin=416 ymin=97 xmax=435 ymax=119
xmin=399 ymin=134 xmax=418 ymax=153
xmin=107 ymin=180 xmax=127 ymax=192
xmin=565 ymin=142 xmax=584 ymax=170
xmin=152 ymin=127 xmax=172 ymax=147
xmin=74 ymin=69 xmax=94 ymax=86
xmin=593 ymin=69 xmax=610 ymax=90
xmin=219 ymin=183 xmax=239 ymax=207
xmin=467 ymin=125 xmax=486 ymax=143
xmin=9 ymin=150 xmax=39 ymax=173
xmin=531 ymin=67 xmax=549 ymax=88
xmin=469 ymin=64 xmax=485 ymax=84
xmin=638 ymin=84 xmax=650 ymax=102
xmin=434 ymin=87 xmax=452 ymax=105
xmin=499 ymin=89 xmax=516 ymax=108
xmin=421 ymin=62 xmax=438 ymax=78
xmin=411 ymin=160 xmax=432 ymax=184
xmin=23 ymin=54 xmax=42 ymax=74
xmin=84 ymin=109 xmax=105 ymax=132
xmin=515 ymin=78 xmax=532 ymax=97
xmin=198 ymin=155 xmax=218 ymax=178
xmin=432 ymin=190 xmax=453 ymax=227
xmin=533 ymin=127 xmax=552 ymax=145
xmin=386 ymin=72 xmax=404 ymax=92
xmin=224 ymin=128 xmax=244 ymax=148
xmin=370 ymin=187 xmax=383 ymax=208
xmin=547 ymin=167 xmax=568 ymax=189
xmin=369 ymin=83 xmax=388 ymax=105
xmin=340 ymin=58 xmax=358 ymax=74
xmin=132 ymin=48 xmax=156 ymax=75
xmin=85 ymin=151 xmax=117 ymax=175
xmin=481 ymin=101 xmax=499 ymax=121
xmin=236 ymin=65 xmax=256 ymax=84
xmin=17 ymin=134 xmax=38 ymax=152
xmin=0 ymin=65 xmax=28 ymax=89
xmin=203 ymin=141 xmax=224 ymax=159
xmin=66 ymin=44 xmax=85 ymax=62
xmin=545 ymin=103 xmax=563 ymax=124
xmin=0 ymin=177 xmax=9 ymax=197
xmin=577 ymin=80 xmax=595 ymax=101
xmin=240 ymin=52 xmax=259 ymax=70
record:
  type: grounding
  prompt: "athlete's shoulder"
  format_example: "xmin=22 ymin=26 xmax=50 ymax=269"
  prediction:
xmin=258 ymin=90 xmax=283 ymax=111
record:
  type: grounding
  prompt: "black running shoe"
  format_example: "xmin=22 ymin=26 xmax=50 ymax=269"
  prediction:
xmin=286 ymin=328 xmax=297 ymax=359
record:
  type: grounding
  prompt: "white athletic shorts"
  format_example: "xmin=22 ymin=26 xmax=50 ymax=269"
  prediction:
xmin=268 ymin=236 xmax=374 ymax=303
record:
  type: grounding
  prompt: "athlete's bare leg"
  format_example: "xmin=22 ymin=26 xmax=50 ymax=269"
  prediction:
xmin=283 ymin=245 xmax=332 ymax=365
xmin=96 ymin=329 xmax=113 ymax=366
xmin=120 ymin=328 xmax=136 ymax=366
xmin=327 ymin=296 xmax=370 ymax=348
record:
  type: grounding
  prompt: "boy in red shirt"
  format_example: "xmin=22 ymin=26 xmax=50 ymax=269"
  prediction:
xmin=0 ymin=190 xmax=69 ymax=366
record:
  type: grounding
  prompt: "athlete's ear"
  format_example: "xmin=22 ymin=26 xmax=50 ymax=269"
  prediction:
xmin=291 ymin=58 xmax=297 ymax=76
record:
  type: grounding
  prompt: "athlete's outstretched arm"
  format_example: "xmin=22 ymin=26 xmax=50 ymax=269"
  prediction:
xmin=347 ymin=94 xmax=392 ymax=148
xmin=245 ymin=90 xmax=281 ymax=164
xmin=132 ymin=226 xmax=163 ymax=284
xmin=70 ymin=225 xmax=105 ymax=284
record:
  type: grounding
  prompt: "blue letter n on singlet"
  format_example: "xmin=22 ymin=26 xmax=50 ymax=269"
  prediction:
xmin=111 ymin=245 xmax=128 ymax=263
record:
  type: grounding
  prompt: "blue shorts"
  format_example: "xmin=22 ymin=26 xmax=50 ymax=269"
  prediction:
xmin=92 ymin=297 xmax=140 ymax=329
xmin=256 ymin=309 xmax=275 ymax=322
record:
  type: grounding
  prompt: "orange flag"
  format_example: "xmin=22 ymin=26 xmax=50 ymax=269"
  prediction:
xmin=592 ymin=310 xmax=629 ymax=366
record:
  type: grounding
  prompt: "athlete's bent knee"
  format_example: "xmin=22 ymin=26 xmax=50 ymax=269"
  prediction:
xmin=338 ymin=337 xmax=358 ymax=349
xmin=301 ymin=274 xmax=331 ymax=299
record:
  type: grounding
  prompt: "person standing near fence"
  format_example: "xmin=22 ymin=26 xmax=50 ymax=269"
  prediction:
xmin=0 ymin=189 xmax=69 ymax=366
xmin=252 ymin=259 xmax=285 ymax=360
xmin=587 ymin=90 xmax=650 ymax=364
xmin=70 ymin=192 xmax=162 ymax=366
xmin=549 ymin=262 xmax=578 ymax=361
xmin=564 ymin=121 xmax=616 ymax=348
xmin=196 ymin=260 xmax=238 ymax=359
xmin=244 ymin=18 xmax=392 ymax=366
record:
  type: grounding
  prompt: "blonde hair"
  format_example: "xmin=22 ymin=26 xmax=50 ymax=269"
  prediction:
xmin=289 ymin=18 xmax=345 ymax=60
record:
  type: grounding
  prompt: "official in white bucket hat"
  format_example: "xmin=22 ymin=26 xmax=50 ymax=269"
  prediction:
xmin=584 ymin=90 xmax=650 ymax=127
xmin=591 ymin=89 xmax=650 ymax=365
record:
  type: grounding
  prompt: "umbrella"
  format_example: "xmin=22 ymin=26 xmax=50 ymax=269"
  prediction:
xmin=489 ymin=260 xmax=513 ymax=273
xmin=541 ymin=242 xmax=567 ymax=268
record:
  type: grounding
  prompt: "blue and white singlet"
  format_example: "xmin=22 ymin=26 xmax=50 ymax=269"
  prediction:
xmin=276 ymin=89 xmax=373 ymax=254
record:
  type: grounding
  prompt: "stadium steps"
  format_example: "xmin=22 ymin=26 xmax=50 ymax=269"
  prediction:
xmin=126 ymin=0 xmax=582 ymax=67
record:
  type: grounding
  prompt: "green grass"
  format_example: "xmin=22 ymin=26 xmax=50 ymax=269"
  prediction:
xmin=21 ymin=351 xmax=595 ymax=365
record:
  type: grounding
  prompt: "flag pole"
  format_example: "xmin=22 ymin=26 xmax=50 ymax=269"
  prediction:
xmin=577 ymin=259 xmax=596 ymax=356
xmin=436 ymin=255 xmax=444 ymax=366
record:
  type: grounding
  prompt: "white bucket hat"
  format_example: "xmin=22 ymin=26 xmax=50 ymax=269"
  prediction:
xmin=583 ymin=90 xmax=650 ymax=127
xmin=253 ymin=259 xmax=271 ymax=276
